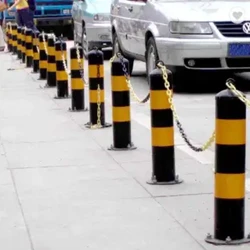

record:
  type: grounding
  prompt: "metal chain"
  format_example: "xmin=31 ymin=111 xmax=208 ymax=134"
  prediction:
xmin=75 ymin=43 xmax=88 ymax=87
xmin=41 ymin=31 xmax=48 ymax=55
xmin=90 ymin=48 xmax=102 ymax=129
xmin=116 ymin=53 xmax=150 ymax=104
xmin=157 ymin=62 xmax=215 ymax=152
xmin=59 ymin=38 xmax=70 ymax=76
xmin=226 ymin=79 xmax=250 ymax=107
xmin=33 ymin=31 xmax=40 ymax=53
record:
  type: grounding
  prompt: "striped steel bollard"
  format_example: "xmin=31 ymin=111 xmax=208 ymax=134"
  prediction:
xmin=46 ymin=36 xmax=56 ymax=87
xmin=108 ymin=56 xmax=136 ymax=150
xmin=38 ymin=33 xmax=48 ymax=80
xmin=55 ymin=40 xmax=69 ymax=98
xmin=32 ymin=30 xmax=40 ymax=73
xmin=205 ymin=88 xmax=250 ymax=245
xmin=21 ymin=28 xmax=26 ymax=64
xmin=17 ymin=26 xmax=22 ymax=59
xmin=11 ymin=23 xmax=18 ymax=55
xmin=25 ymin=28 xmax=33 ymax=67
xmin=69 ymin=46 xmax=86 ymax=111
xmin=85 ymin=49 xmax=111 ymax=129
xmin=147 ymin=67 xmax=182 ymax=185
xmin=8 ymin=23 xmax=13 ymax=52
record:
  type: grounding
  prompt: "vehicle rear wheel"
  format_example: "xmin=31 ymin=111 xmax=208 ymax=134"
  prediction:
xmin=112 ymin=31 xmax=134 ymax=75
xmin=146 ymin=37 xmax=159 ymax=84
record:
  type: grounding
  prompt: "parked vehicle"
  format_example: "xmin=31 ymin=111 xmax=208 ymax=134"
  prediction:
xmin=4 ymin=0 xmax=73 ymax=39
xmin=72 ymin=0 xmax=112 ymax=57
xmin=110 ymin=0 xmax=250 ymax=84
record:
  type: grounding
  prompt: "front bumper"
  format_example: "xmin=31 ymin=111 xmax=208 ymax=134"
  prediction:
xmin=85 ymin=22 xmax=112 ymax=48
xmin=156 ymin=37 xmax=250 ymax=72
xmin=34 ymin=16 xmax=72 ymax=26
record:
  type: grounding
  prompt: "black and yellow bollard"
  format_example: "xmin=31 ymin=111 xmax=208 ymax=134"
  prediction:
xmin=17 ymin=26 xmax=22 ymax=59
xmin=69 ymin=46 xmax=86 ymax=111
xmin=205 ymin=86 xmax=250 ymax=245
xmin=46 ymin=36 xmax=57 ymax=87
xmin=85 ymin=49 xmax=111 ymax=128
xmin=32 ymin=30 xmax=40 ymax=73
xmin=55 ymin=40 xmax=69 ymax=98
xmin=21 ymin=27 xmax=26 ymax=64
xmin=146 ymin=67 xmax=182 ymax=185
xmin=38 ymin=33 xmax=48 ymax=80
xmin=108 ymin=56 xmax=135 ymax=150
xmin=11 ymin=23 xmax=18 ymax=55
xmin=8 ymin=23 xmax=13 ymax=53
xmin=25 ymin=28 xmax=33 ymax=67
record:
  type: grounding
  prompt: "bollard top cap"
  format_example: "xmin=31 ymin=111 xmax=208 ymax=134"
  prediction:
xmin=216 ymin=88 xmax=245 ymax=99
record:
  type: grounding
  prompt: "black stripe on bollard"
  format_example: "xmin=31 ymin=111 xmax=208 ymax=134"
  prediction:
xmin=55 ymin=40 xmax=69 ymax=98
xmin=69 ymin=46 xmax=87 ymax=111
xmin=25 ymin=29 xmax=33 ymax=67
xmin=11 ymin=24 xmax=18 ymax=55
xmin=17 ymin=27 xmax=22 ymax=59
xmin=46 ymin=36 xmax=56 ymax=87
xmin=205 ymin=88 xmax=250 ymax=245
xmin=21 ymin=28 xmax=26 ymax=64
xmin=85 ymin=49 xmax=111 ymax=129
xmin=146 ymin=67 xmax=182 ymax=185
xmin=108 ymin=57 xmax=136 ymax=151
xmin=32 ymin=30 xmax=40 ymax=73
xmin=38 ymin=33 xmax=48 ymax=80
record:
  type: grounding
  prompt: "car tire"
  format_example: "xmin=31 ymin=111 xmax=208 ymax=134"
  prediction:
xmin=146 ymin=37 xmax=159 ymax=84
xmin=112 ymin=31 xmax=134 ymax=76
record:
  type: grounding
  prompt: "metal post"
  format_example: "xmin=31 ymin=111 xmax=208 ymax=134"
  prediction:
xmin=205 ymin=88 xmax=250 ymax=245
xmin=55 ymin=40 xmax=69 ymax=98
xmin=46 ymin=36 xmax=56 ymax=87
xmin=17 ymin=26 xmax=22 ymax=60
xmin=85 ymin=49 xmax=111 ymax=129
xmin=108 ymin=57 xmax=136 ymax=150
xmin=25 ymin=28 xmax=33 ymax=67
xmin=32 ymin=30 xmax=40 ymax=73
xmin=146 ymin=68 xmax=182 ymax=185
xmin=69 ymin=46 xmax=86 ymax=111
xmin=11 ymin=23 xmax=18 ymax=55
xmin=21 ymin=28 xmax=26 ymax=64
xmin=38 ymin=33 xmax=48 ymax=80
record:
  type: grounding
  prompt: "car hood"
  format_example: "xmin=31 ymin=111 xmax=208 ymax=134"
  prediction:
xmin=156 ymin=1 xmax=250 ymax=22
xmin=87 ymin=0 xmax=112 ymax=14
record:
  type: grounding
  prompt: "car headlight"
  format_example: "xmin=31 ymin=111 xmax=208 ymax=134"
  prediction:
xmin=63 ymin=9 xmax=71 ymax=14
xmin=93 ymin=14 xmax=110 ymax=22
xmin=169 ymin=22 xmax=212 ymax=34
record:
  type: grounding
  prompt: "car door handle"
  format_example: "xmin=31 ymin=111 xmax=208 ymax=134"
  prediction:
xmin=126 ymin=6 xmax=133 ymax=12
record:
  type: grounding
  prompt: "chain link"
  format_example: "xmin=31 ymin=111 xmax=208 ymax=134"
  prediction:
xmin=41 ymin=31 xmax=48 ymax=55
xmin=157 ymin=62 xmax=215 ymax=152
xmin=59 ymin=38 xmax=70 ymax=76
xmin=116 ymin=53 xmax=150 ymax=104
xmin=75 ymin=43 xmax=88 ymax=87
xmin=225 ymin=79 xmax=250 ymax=107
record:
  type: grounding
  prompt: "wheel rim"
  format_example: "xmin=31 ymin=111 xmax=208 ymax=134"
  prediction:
xmin=147 ymin=45 xmax=156 ymax=74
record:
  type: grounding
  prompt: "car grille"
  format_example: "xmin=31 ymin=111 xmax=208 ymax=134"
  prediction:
xmin=44 ymin=9 xmax=61 ymax=15
xmin=214 ymin=21 xmax=250 ymax=37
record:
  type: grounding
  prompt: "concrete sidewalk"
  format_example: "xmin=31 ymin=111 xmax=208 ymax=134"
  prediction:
xmin=0 ymin=51 xmax=249 ymax=250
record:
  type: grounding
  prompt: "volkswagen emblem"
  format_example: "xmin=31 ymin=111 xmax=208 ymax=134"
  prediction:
xmin=242 ymin=22 xmax=250 ymax=34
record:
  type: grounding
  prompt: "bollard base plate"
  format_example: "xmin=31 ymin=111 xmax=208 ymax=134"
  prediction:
xmin=147 ymin=175 xmax=183 ymax=185
xmin=85 ymin=122 xmax=112 ymax=129
xmin=108 ymin=143 xmax=137 ymax=151
xmin=205 ymin=234 xmax=250 ymax=245
xmin=68 ymin=107 xmax=88 ymax=112
xmin=54 ymin=95 xmax=71 ymax=99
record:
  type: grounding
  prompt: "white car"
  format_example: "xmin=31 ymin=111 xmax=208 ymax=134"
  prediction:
xmin=110 ymin=0 xmax=250 ymax=84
